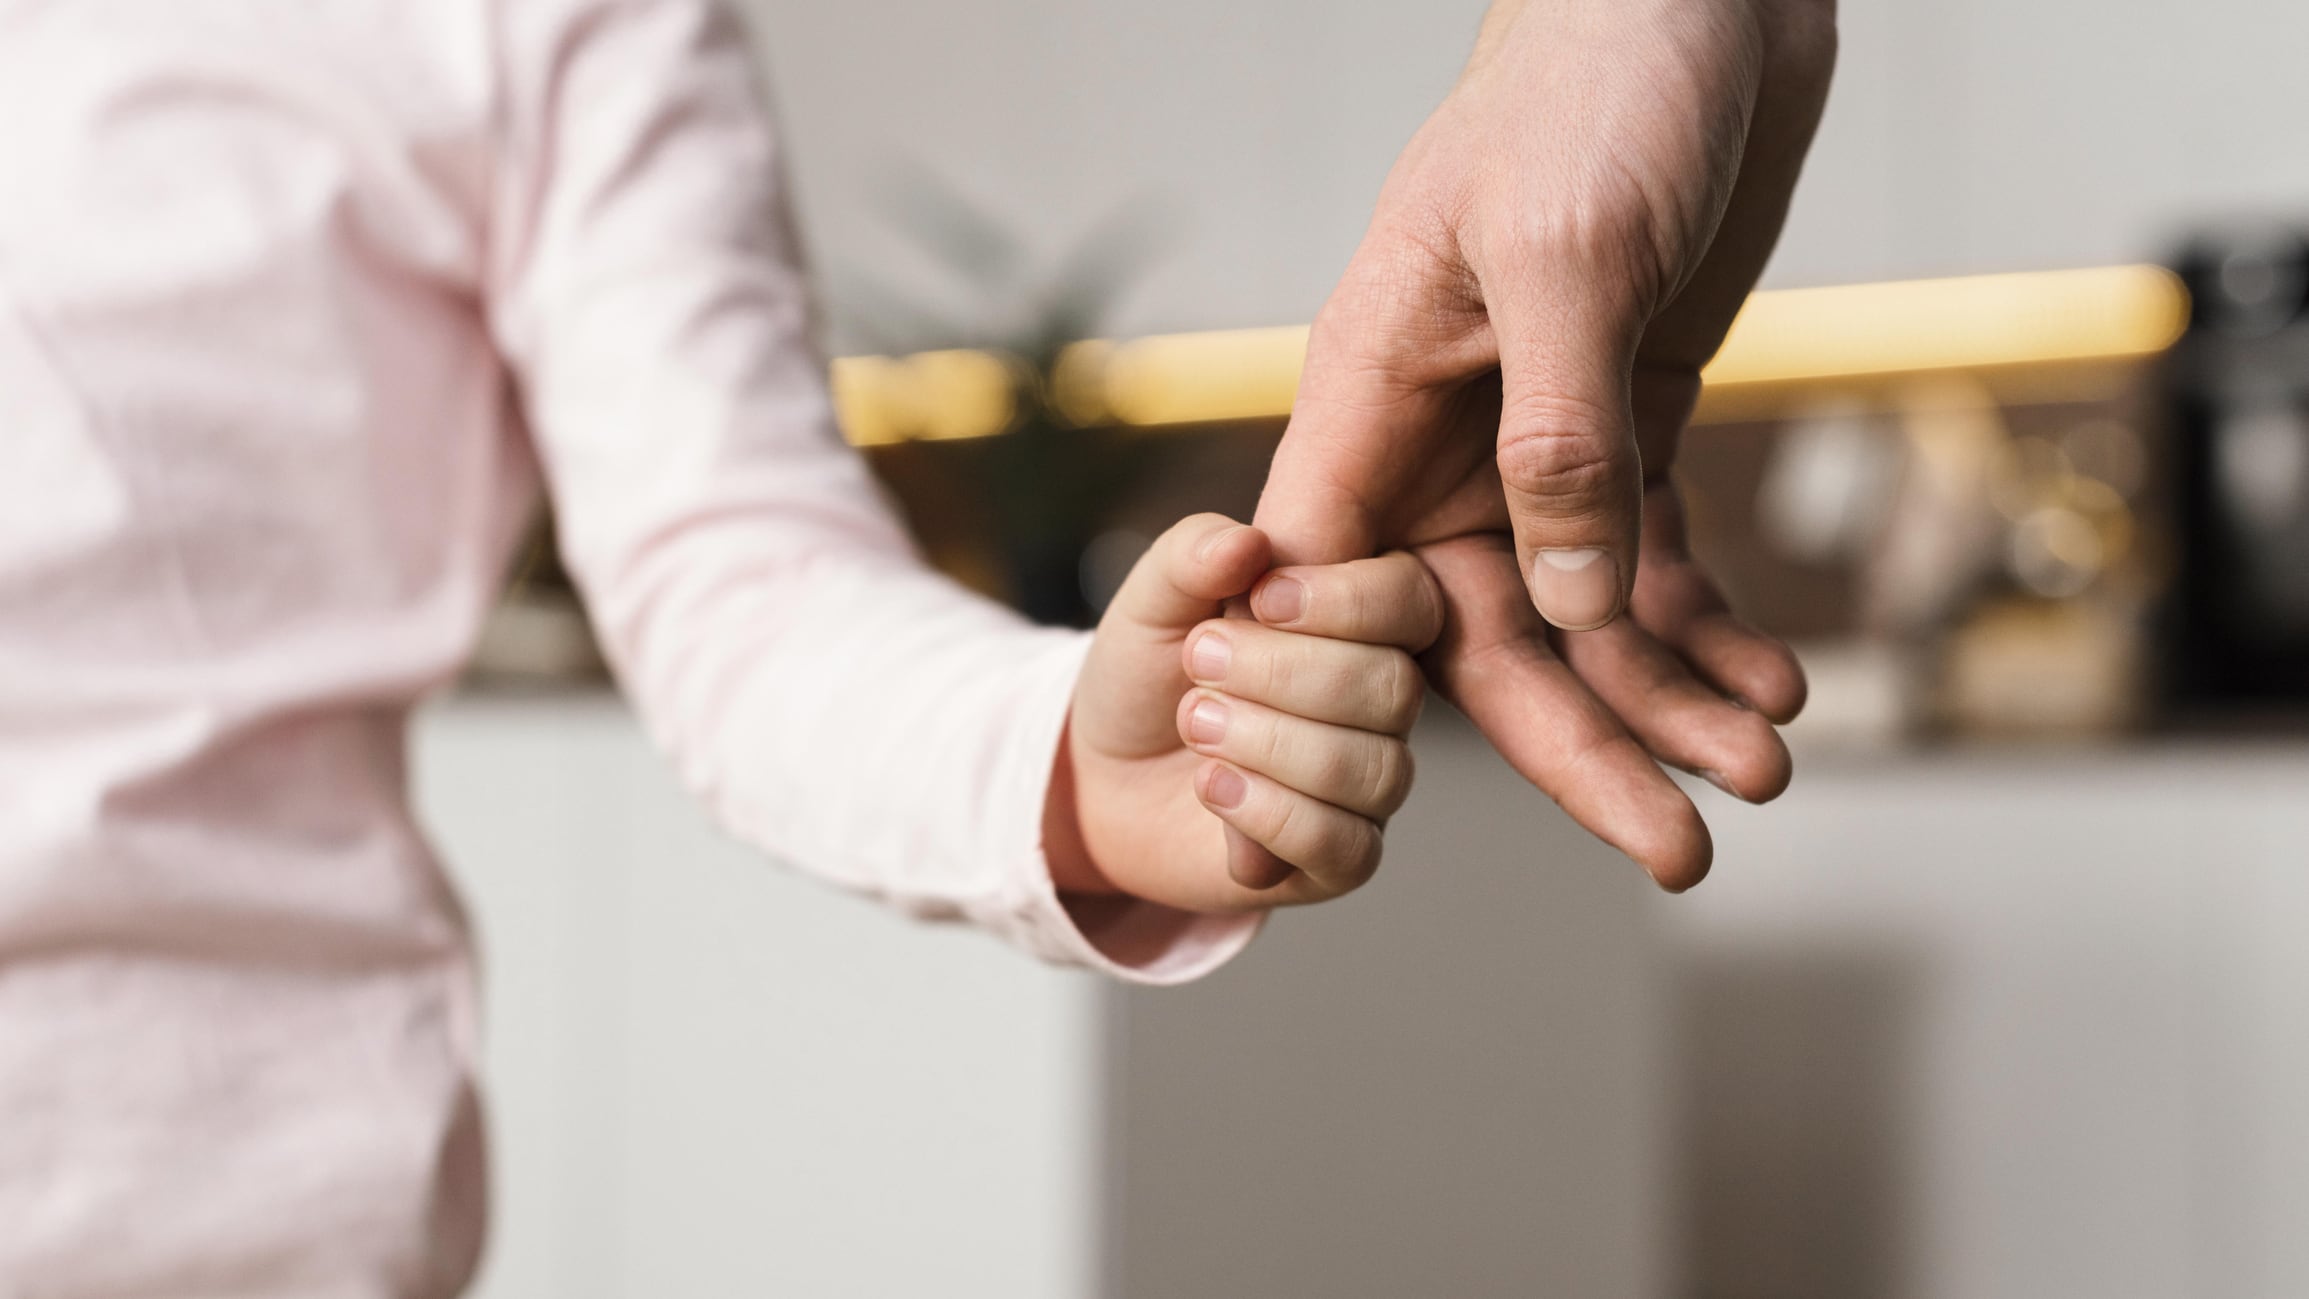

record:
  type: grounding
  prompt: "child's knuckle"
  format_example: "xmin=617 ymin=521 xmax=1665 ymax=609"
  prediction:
xmin=1254 ymin=712 xmax=1291 ymax=770
xmin=1412 ymin=569 xmax=1447 ymax=646
xmin=1369 ymin=740 xmax=1415 ymax=813
xmin=1266 ymin=794 xmax=1309 ymax=854
xmin=1380 ymin=652 xmax=1424 ymax=730
xmin=1342 ymin=576 xmax=1375 ymax=633
xmin=1257 ymin=637 xmax=1298 ymax=698
xmin=1333 ymin=819 xmax=1385 ymax=890
xmin=1314 ymin=742 xmax=1362 ymax=799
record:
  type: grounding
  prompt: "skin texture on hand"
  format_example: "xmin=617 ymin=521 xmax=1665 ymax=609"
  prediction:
xmin=1254 ymin=0 xmax=1835 ymax=890
xmin=1050 ymin=515 xmax=1441 ymax=915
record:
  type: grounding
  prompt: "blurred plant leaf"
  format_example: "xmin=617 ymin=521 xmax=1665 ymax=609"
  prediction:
xmin=865 ymin=162 xmax=1030 ymax=295
xmin=820 ymin=265 xmax=962 ymax=356
xmin=1031 ymin=196 xmax=1179 ymax=353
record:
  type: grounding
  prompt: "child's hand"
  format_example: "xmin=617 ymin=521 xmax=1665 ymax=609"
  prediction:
xmin=1049 ymin=514 xmax=1442 ymax=914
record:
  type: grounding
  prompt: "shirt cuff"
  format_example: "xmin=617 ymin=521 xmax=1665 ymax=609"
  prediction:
xmin=966 ymin=630 xmax=1266 ymax=987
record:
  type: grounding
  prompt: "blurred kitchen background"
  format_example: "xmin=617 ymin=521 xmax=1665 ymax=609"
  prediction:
xmin=430 ymin=1 xmax=2309 ymax=1295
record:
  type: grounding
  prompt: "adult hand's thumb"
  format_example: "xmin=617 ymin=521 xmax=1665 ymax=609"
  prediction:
xmin=1490 ymin=278 xmax=1647 ymax=632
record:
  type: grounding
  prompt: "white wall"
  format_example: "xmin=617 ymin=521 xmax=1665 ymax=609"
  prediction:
xmin=1105 ymin=716 xmax=1667 ymax=1299
xmin=738 ymin=0 xmax=2309 ymax=350
xmin=1670 ymin=746 xmax=2309 ymax=1299
xmin=735 ymin=0 xmax=1483 ymax=344
xmin=1790 ymin=0 xmax=2309 ymax=282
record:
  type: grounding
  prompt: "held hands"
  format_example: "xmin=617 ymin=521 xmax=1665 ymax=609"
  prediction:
xmin=1049 ymin=515 xmax=1440 ymax=914
xmin=1055 ymin=0 xmax=1841 ymax=904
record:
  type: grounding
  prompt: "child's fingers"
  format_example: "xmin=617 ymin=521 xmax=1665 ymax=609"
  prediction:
xmin=1079 ymin=513 xmax=1270 ymax=761
xmin=1249 ymin=551 xmax=1445 ymax=652
xmin=1104 ymin=512 xmax=1271 ymax=635
xmin=1182 ymin=621 xmax=1423 ymax=736
xmin=1196 ymin=760 xmax=1384 ymax=898
xmin=1179 ymin=689 xmax=1414 ymax=820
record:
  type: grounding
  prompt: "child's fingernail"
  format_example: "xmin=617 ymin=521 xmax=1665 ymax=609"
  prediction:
xmin=1531 ymin=548 xmax=1620 ymax=632
xmin=1253 ymin=576 xmax=1305 ymax=624
xmin=1190 ymin=631 xmax=1232 ymax=680
xmin=1698 ymin=769 xmax=1743 ymax=800
xmin=1203 ymin=764 xmax=1249 ymax=810
xmin=1189 ymin=697 xmax=1230 ymax=745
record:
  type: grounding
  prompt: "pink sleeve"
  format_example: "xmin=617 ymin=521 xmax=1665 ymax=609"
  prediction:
xmin=481 ymin=0 xmax=1260 ymax=984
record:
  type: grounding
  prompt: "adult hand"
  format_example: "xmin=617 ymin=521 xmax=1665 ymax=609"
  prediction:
xmin=1254 ymin=0 xmax=1835 ymax=889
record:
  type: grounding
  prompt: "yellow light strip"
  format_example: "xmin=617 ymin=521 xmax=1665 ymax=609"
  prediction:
xmin=830 ymin=349 xmax=1020 ymax=448
xmin=833 ymin=264 xmax=2192 ymax=445
xmin=1701 ymin=264 xmax=2190 ymax=389
xmin=1081 ymin=325 xmax=1314 ymax=427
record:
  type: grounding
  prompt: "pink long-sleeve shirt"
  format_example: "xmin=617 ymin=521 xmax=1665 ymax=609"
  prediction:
xmin=0 ymin=0 xmax=1258 ymax=1291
